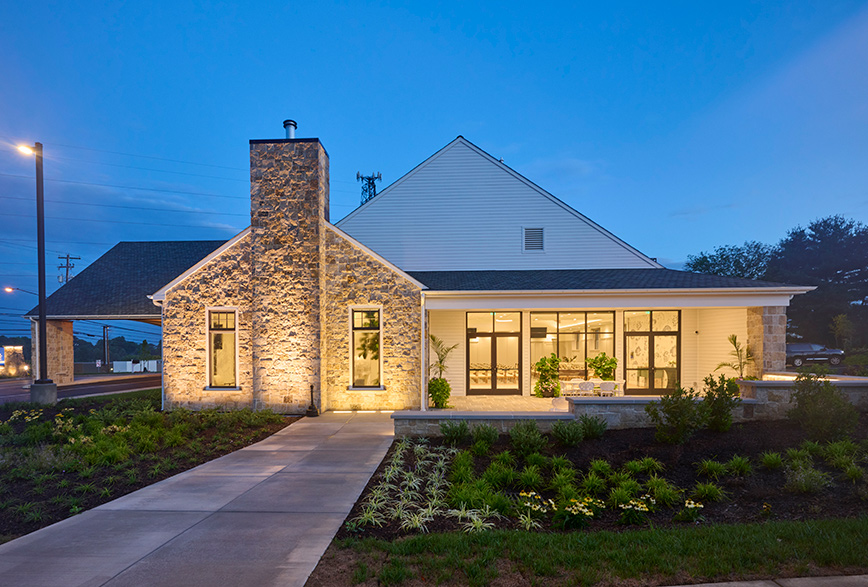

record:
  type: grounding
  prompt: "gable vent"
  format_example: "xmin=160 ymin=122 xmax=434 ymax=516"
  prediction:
xmin=523 ymin=227 xmax=544 ymax=251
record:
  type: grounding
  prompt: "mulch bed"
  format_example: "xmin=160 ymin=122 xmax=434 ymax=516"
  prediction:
xmin=0 ymin=397 xmax=299 ymax=541
xmin=336 ymin=412 xmax=868 ymax=541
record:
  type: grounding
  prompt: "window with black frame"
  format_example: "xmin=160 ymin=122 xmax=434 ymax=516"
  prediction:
xmin=352 ymin=309 xmax=381 ymax=387
xmin=208 ymin=310 xmax=237 ymax=388
xmin=530 ymin=312 xmax=615 ymax=386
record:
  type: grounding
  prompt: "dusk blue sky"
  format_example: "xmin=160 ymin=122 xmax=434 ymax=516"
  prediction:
xmin=1 ymin=1 xmax=867 ymax=343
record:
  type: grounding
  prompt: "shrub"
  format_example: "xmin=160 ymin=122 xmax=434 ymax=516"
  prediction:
xmin=518 ymin=465 xmax=544 ymax=491
xmin=470 ymin=440 xmax=490 ymax=457
xmin=471 ymin=423 xmax=498 ymax=446
xmin=586 ymin=352 xmax=617 ymax=380
xmin=509 ymin=421 xmax=547 ymax=456
xmin=428 ymin=378 xmax=452 ymax=409
xmin=645 ymin=385 xmax=707 ymax=444
xmin=695 ymin=459 xmax=725 ymax=479
xmin=549 ymin=455 xmax=572 ymax=472
xmin=784 ymin=464 xmax=832 ymax=494
xmin=578 ymin=414 xmax=607 ymax=439
xmin=761 ymin=451 xmax=784 ymax=470
xmin=788 ymin=370 xmax=858 ymax=441
xmin=551 ymin=420 xmax=584 ymax=447
xmin=493 ymin=450 xmax=516 ymax=469
xmin=692 ymin=482 xmax=725 ymax=502
xmin=726 ymin=455 xmax=752 ymax=477
xmin=550 ymin=469 xmax=577 ymax=493
xmin=525 ymin=452 xmax=548 ymax=468
xmin=482 ymin=462 xmax=516 ymax=489
xmin=580 ymin=471 xmax=607 ymax=496
xmin=450 ymin=450 xmax=474 ymax=484
xmin=533 ymin=353 xmax=561 ymax=398
xmin=608 ymin=485 xmax=633 ymax=508
xmin=440 ymin=420 xmax=469 ymax=446
xmin=645 ymin=475 xmax=681 ymax=507
xmin=702 ymin=374 xmax=742 ymax=432
xmin=588 ymin=458 xmax=613 ymax=478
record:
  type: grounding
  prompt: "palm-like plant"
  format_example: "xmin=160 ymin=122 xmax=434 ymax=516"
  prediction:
xmin=429 ymin=335 xmax=458 ymax=379
xmin=715 ymin=334 xmax=754 ymax=378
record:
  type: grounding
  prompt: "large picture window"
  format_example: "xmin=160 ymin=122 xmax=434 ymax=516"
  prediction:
xmin=208 ymin=310 xmax=237 ymax=388
xmin=530 ymin=312 xmax=615 ymax=385
xmin=352 ymin=309 xmax=381 ymax=388
xmin=466 ymin=312 xmax=521 ymax=395
xmin=624 ymin=310 xmax=680 ymax=394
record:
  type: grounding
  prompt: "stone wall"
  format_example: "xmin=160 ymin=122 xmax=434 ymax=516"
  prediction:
xmin=162 ymin=234 xmax=253 ymax=410
xmin=322 ymin=227 xmax=423 ymax=411
xmin=747 ymin=306 xmax=786 ymax=377
xmin=250 ymin=140 xmax=329 ymax=413
xmin=393 ymin=412 xmax=574 ymax=437
xmin=739 ymin=380 xmax=868 ymax=420
xmin=31 ymin=320 xmax=74 ymax=384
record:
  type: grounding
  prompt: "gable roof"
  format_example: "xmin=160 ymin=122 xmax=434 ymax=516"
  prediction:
xmin=336 ymin=136 xmax=662 ymax=272
xmin=25 ymin=240 xmax=226 ymax=320
xmin=407 ymin=269 xmax=808 ymax=292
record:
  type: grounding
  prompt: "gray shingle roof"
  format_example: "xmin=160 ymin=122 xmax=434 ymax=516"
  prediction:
xmin=407 ymin=269 xmax=796 ymax=291
xmin=26 ymin=241 xmax=226 ymax=319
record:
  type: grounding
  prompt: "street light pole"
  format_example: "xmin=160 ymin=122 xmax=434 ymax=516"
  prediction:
xmin=19 ymin=142 xmax=56 ymax=404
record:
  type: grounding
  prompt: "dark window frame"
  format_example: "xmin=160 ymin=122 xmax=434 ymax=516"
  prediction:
xmin=623 ymin=310 xmax=681 ymax=395
xmin=465 ymin=312 xmax=522 ymax=396
xmin=351 ymin=308 xmax=382 ymax=388
xmin=530 ymin=311 xmax=616 ymax=382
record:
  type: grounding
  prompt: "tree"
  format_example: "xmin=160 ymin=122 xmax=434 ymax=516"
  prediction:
xmin=764 ymin=215 xmax=868 ymax=347
xmin=685 ymin=241 xmax=771 ymax=280
xmin=829 ymin=314 xmax=854 ymax=350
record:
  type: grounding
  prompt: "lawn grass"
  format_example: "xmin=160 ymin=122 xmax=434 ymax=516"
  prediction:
xmin=0 ymin=389 xmax=295 ymax=542
xmin=331 ymin=517 xmax=868 ymax=586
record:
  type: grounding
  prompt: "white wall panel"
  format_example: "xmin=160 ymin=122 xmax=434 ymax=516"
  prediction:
xmin=428 ymin=310 xmax=466 ymax=397
xmin=337 ymin=139 xmax=659 ymax=271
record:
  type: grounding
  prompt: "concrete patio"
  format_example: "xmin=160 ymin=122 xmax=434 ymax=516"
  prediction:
xmin=0 ymin=411 xmax=394 ymax=587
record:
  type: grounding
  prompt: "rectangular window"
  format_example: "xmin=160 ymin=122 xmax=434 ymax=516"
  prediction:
xmin=466 ymin=312 xmax=522 ymax=395
xmin=352 ymin=309 xmax=381 ymax=387
xmin=624 ymin=310 xmax=680 ymax=394
xmin=208 ymin=310 xmax=237 ymax=388
xmin=530 ymin=311 xmax=615 ymax=386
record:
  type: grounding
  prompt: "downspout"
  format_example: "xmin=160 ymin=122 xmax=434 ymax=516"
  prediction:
xmin=420 ymin=293 xmax=427 ymax=411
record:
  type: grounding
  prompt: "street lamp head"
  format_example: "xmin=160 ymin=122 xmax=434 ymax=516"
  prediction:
xmin=3 ymin=287 xmax=13 ymax=293
xmin=17 ymin=145 xmax=34 ymax=156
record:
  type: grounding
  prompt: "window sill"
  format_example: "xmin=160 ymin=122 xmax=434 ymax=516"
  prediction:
xmin=204 ymin=386 xmax=242 ymax=391
xmin=347 ymin=386 xmax=387 ymax=392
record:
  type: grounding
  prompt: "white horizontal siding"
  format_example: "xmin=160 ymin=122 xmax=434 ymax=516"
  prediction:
xmin=428 ymin=310 xmax=466 ymax=397
xmin=337 ymin=139 xmax=658 ymax=271
xmin=681 ymin=308 xmax=748 ymax=391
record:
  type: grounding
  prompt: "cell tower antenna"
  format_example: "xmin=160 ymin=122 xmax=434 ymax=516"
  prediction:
xmin=357 ymin=171 xmax=382 ymax=205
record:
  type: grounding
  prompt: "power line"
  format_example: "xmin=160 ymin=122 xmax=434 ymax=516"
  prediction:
xmin=3 ymin=211 xmax=243 ymax=231
xmin=0 ymin=194 xmax=248 ymax=216
xmin=0 ymin=172 xmax=247 ymax=201
xmin=51 ymin=155 xmax=248 ymax=182
xmin=45 ymin=141 xmax=248 ymax=172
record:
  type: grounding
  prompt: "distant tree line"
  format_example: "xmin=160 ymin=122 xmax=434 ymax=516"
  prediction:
xmin=0 ymin=335 xmax=160 ymax=364
xmin=685 ymin=215 xmax=868 ymax=348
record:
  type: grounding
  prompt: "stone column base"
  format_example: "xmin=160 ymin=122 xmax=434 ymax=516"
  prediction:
xmin=30 ymin=382 xmax=57 ymax=405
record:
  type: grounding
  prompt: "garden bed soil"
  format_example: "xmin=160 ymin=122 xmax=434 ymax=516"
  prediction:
xmin=0 ymin=396 xmax=299 ymax=542
xmin=335 ymin=414 xmax=868 ymax=543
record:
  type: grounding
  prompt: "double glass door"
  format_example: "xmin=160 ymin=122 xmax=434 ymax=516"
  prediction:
xmin=624 ymin=311 xmax=680 ymax=394
xmin=467 ymin=312 xmax=521 ymax=395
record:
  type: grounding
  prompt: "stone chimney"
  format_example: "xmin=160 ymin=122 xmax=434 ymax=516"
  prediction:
xmin=248 ymin=136 xmax=330 ymax=412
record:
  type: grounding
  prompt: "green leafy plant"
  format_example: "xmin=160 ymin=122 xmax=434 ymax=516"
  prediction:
xmin=726 ymin=455 xmax=752 ymax=477
xmin=428 ymin=335 xmax=459 ymax=408
xmin=788 ymin=370 xmax=858 ymax=441
xmin=580 ymin=471 xmax=607 ymax=496
xmin=578 ymin=414 xmax=608 ymax=439
xmin=518 ymin=465 xmax=544 ymax=491
xmin=586 ymin=352 xmax=617 ymax=380
xmin=525 ymin=452 xmax=549 ymax=468
xmin=533 ymin=353 xmax=561 ymax=398
xmin=470 ymin=423 xmax=498 ymax=446
xmin=440 ymin=420 xmax=470 ymax=446
xmin=761 ymin=451 xmax=784 ymax=470
xmin=784 ymin=464 xmax=832 ymax=494
xmin=617 ymin=494 xmax=654 ymax=525
xmin=551 ymin=420 xmax=584 ymax=447
xmin=696 ymin=459 xmax=725 ymax=479
xmin=673 ymin=499 xmax=705 ymax=523
xmin=645 ymin=385 xmax=707 ymax=444
xmin=702 ymin=374 xmax=742 ymax=432
xmin=428 ymin=378 xmax=452 ymax=409
xmin=470 ymin=440 xmax=490 ymax=457
xmin=509 ymin=420 xmax=548 ymax=456
xmin=692 ymin=482 xmax=725 ymax=502
xmin=715 ymin=334 xmax=754 ymax=378
xmin=588 ymin=458 xmax=613 ymax=478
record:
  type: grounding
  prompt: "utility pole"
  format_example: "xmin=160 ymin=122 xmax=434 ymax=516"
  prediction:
xmin=103 ymin=325 xmax=110 ymax=373
xmin=57 ymin=254 xmax=80 ymax=284
xmin=356 ymin=172 xmax=382 ymax=205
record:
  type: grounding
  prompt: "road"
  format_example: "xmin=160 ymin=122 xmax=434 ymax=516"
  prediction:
xmin=0 ymin=374 xmax=162 ymax=404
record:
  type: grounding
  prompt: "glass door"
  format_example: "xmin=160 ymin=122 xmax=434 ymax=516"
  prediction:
xmin=467 ymin=312 xmax=521 ymax=395
xmin=624 ymin=310 xmax=680 ymax=395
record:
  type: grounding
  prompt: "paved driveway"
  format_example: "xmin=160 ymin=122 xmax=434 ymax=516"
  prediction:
xmin=0 ymin=411 xmax=393 ymax=587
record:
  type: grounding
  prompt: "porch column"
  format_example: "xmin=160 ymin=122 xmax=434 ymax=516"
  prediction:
xmin=30 ymin=319 xmax=74 ymax=385
xmin=746 ymin=306 xmax=786 ymax=377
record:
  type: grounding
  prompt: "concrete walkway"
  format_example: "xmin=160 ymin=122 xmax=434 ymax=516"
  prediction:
xmin=0 ymin=411 xmax=393 ymax=587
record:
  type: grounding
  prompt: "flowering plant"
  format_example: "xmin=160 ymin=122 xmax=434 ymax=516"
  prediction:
xmin=618 ymin=494 xmax=655 ymax=525
xmin=554 ymin=496 xmax=605 ymax=529
xmin=673 ymin=499 xmax=704 ymax=523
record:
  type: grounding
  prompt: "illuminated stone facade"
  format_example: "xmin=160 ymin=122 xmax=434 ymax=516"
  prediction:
xmin=160 ymin=138 xmax=423 ymax=413
xmin=746 ymin=306 xmax=786 ymax=376
xmin=31 ymin=320 xmax=74 ymax=385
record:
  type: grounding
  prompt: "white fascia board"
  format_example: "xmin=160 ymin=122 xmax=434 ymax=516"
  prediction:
xmin=150 ymin=228 xmax=250 ymax=304
xmin=327 ymin=224 xmax=428 ymax=290
xmin=423 ymin=287 xmax=814 ymax=310
xmin=29 ymin=315 xmax=162 ymax=321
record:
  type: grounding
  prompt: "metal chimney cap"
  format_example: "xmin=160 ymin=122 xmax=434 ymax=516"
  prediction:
xmin=283 ymin=119 xmax=297 ymax=129
xmin=283 ymin=119 xmax=297 ymax=139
